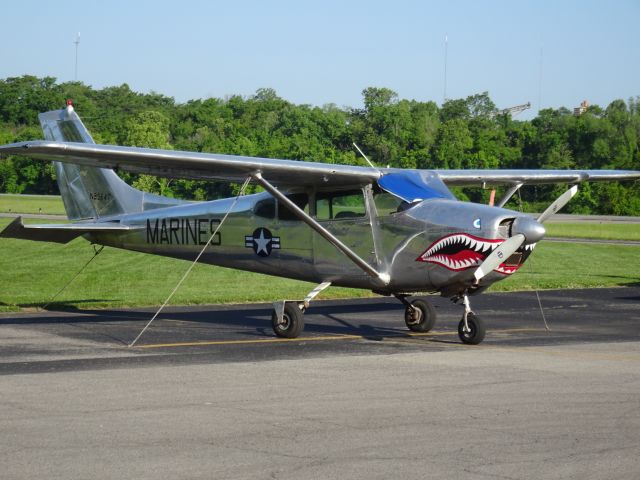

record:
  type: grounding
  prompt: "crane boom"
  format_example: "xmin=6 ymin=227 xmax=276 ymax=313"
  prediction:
xmin=489 ymin=102 xmax=531 ymax=118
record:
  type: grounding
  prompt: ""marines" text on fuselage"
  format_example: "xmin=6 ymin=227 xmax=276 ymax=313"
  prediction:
xmin=146 ymin=218 xmax=222 ymax=246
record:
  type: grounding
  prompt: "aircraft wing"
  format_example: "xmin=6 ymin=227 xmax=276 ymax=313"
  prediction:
xmin=0 ymin=141 xmax=638 ymax=189
xmin=434 ymin=169 xmax=640 ymax=186
xmin=0 ymin=216 xmax=139 ymax=244
xmin=0 ymin=141 xmax=380 ymax=188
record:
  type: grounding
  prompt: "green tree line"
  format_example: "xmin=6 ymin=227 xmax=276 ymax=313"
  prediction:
xmin=0 ymin=75 xmax=638 ymax=214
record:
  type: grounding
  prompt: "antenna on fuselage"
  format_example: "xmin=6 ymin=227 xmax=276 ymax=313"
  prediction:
xmin=352 ymin=142 xmax=377 ymax=170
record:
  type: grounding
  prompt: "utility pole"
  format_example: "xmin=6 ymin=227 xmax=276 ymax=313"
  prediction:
xmin=74 ymin=32 xmax=80 ymax=81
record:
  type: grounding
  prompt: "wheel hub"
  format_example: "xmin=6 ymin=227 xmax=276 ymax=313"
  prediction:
xmin=407 ymin=306 xmax=422 ymax=325
xmin=279 ymin=314 xmax=291 ymax=330
xmin=461 ymin=323 xmax=475 ymax=338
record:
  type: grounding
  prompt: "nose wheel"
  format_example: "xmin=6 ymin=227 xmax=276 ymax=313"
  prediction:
xmin=458 ymin=295 xmax=485 ymax=345
xmin=458 ymin=313 xmax=485 ymax=344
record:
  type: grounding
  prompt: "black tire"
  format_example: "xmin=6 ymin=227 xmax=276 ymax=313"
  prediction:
xmin=458 ymin=313 xmax=486 ymax=345
xmin=272 ymin=303 xmax=305 ymax=338
xmin=404 ymin=299 xmax=437 ymax=332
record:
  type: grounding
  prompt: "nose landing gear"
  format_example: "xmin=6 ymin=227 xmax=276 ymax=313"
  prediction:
xmin=457 ymin=294 xmax=485 ymax=345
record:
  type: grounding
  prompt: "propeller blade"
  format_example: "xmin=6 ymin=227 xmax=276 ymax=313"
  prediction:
xmin=473 ymin=233 xmax=525 ymax=282
xmin=537 ymin=185 xmax=578 ymax=224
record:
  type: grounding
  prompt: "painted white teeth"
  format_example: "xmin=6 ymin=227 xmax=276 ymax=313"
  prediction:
xmin=422 ymin=234 xmax=520 ymax=270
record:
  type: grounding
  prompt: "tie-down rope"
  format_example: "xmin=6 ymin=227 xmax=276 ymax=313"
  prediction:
xmin=516 ymin=188 xmax=550 ymax=332
xmin=129 ymin=176 xmax=252 ymax=347
xmin=39 ymin=245 xmax=105 ymax=311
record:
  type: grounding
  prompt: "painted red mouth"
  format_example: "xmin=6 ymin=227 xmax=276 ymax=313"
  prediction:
xmin=416 ymin=233 xmax=535 ymax=275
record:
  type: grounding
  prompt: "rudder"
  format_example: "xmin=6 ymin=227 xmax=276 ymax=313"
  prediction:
xmin=40 ymin=104 xmax=181 ymax=220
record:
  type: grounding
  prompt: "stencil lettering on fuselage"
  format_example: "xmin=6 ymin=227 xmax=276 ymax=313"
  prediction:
xmin=146 ymin=218 xmax=221 ymax=245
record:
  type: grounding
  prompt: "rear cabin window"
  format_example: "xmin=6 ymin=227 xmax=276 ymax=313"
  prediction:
xmin=254 ymin=198 xmax=275 ymax=218
xmin=316 ymin=190 xmax=366 ymax=221
xmin=278 ymin=193 xmax=309 ymax=221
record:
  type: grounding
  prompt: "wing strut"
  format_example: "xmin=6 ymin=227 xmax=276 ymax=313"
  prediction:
xmin=252 ymin=173 xmax=390 ymax=286
xmin=495 ymin=183 xmax=523 ymax=208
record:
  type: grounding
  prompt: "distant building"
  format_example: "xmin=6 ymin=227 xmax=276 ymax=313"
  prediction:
xmin=574 ymin=100 xmax=589 ymax=116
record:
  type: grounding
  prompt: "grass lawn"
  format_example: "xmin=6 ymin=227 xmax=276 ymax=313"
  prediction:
xmin=0 ymin=218 xmax=638 ymax=312
xmin=0 ymin=194 xmax=66 ymax=215
xmin=545 ymin=222 xmax=640 ymax=241
xmin=490 ymin=242 xmax=640 ymax=291
xmin=0 ymin=218 xmax=370 ymax=312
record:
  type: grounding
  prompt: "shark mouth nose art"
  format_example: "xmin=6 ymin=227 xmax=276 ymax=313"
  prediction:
xmin=416 ymin=233 xmax=535 ymax=275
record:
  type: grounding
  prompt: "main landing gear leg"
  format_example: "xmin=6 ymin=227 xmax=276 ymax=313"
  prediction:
xmin=457 ymin=294 xmax=485 ymax=345
xmin=395 ymin=294 xmax=437 ymax=333
xmin=271 ymin=282 xmax=331 ymax=339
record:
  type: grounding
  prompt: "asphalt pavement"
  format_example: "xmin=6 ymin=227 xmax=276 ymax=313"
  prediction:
xmin=1 ymin=287 xmax=639 ymax=479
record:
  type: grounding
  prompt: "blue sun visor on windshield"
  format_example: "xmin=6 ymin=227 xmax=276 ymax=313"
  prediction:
xmin=378 ymin=171 xmax=455 ymax=202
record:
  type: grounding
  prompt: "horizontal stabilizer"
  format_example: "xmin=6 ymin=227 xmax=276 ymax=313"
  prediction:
xmin=0 ymin=216 xmax=138 ymax=244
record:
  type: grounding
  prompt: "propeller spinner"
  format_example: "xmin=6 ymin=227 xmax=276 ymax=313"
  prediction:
xmin=473 ymin=185 xmax=578 ymax=282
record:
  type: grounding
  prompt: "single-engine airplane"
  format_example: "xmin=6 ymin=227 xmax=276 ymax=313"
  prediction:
xmin=1 ymin=104 xmax=639 ymax=344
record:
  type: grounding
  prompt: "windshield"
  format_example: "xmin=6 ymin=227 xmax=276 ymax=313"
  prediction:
xmin=377 ymin=171 xmax=455 ymax=203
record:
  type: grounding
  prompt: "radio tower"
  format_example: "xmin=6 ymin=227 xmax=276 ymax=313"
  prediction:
xmin=74 ymin=32 xmax=80 ymax=81
xmin=443 ymin=34 xmax=448 ymax=103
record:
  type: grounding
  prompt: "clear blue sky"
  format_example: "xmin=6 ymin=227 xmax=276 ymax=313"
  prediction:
xmin=2 ymin=0 xmax=638 ymax=119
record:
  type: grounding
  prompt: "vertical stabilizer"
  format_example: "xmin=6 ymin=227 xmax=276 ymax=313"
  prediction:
xmin=39 ymin=104 xmax=181 ymax=220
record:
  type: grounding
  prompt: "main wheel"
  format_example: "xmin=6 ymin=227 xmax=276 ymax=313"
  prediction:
xmin=458 ymin=313 xmax=485 ymax=345
xmin=272 ymin=302 xmax=305 ymax=338
xmin=404 ymin=299 xmax=437 ymax=332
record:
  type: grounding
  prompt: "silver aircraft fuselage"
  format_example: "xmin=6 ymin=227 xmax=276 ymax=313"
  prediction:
xmin=87 ymin=185 xmax=536 ymax=297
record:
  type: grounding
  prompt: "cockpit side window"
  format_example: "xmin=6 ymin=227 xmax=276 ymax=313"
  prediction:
xmin=373 ymin=192 xmax=404 ymax=216
xmin=316 ymin=190 xmax=366 ymax=220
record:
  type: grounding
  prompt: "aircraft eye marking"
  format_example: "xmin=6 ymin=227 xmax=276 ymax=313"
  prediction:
xmin=245 ymin=228 xmax=280 ymax=257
